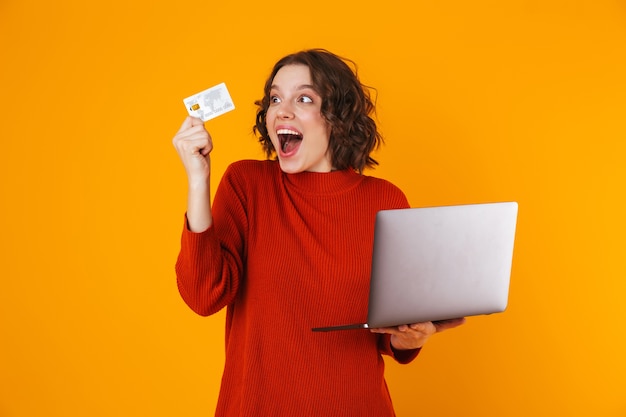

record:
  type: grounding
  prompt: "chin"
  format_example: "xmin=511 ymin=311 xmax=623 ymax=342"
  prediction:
xmin=278 ymin=159 xmax=304 ymax=174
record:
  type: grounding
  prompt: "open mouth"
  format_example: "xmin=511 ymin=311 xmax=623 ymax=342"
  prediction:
xmin=277 ymin=128 xmax=303 ymax=153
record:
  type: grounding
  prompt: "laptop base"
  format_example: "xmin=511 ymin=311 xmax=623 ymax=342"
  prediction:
xmin=311 ymin=323 xmax=369 ymax=332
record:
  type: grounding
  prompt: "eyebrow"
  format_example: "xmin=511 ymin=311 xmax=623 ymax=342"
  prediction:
xmin=270 ymin=84 xmax=317 ymax=92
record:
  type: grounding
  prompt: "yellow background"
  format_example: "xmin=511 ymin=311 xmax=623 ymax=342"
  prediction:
xmin=1 ymin=0 xmax=625 ymax=416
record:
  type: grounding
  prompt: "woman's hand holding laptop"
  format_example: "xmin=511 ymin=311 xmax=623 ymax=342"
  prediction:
xmin=371 ymin=318 xmax=466 ymax=350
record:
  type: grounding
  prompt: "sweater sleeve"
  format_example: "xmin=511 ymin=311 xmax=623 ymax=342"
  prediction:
xmin=175 ymin=164 xmax=248 ymax=316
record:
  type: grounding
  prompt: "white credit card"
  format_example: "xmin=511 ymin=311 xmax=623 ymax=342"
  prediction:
xmin=183 ymin=82 xmax=235 ymax=121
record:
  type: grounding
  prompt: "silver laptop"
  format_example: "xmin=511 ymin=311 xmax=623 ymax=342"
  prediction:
xmin=312 ymin=202 xmax=518 ymax=331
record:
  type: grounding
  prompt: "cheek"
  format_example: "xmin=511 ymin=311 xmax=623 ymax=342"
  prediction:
xmin=264 ymin=109 xmax=275 ymax=127
xmin=315 ymin=114 xmax=331 ymax=139
xmin=265 ymin=111 xmax=276 ymax=132
xmin=263 ymin=111 xmax=279 ymax=150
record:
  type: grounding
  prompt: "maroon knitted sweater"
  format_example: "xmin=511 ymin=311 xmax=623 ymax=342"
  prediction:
xmin=176 ymin=160 xmax=420 ymax=416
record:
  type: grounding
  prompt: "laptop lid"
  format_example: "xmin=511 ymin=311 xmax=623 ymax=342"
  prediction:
xmin=312 ymin=202 xmax=518 ymax=332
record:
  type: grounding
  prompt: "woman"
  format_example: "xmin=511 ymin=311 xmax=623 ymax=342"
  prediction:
xmin=173 ymin=49 xmax=464 ymax=416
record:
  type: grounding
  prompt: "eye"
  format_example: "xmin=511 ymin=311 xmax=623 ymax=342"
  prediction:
xmin=298 ymin=95 xmax=313 ymax=103
xmin=270 ymin=95 xmax=281 ymax=104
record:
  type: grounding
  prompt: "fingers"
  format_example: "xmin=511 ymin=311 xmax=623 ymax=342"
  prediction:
xmin=373 ymin=325 xmax=432 ymax=351
xmin=173 ymin=116 xmax=212 ymax=153
xmin=408 ymin=322 xmax=435 ymax=333
xmin=372 ymin=323 xmax=431 ymax=333
xmin=370 ymin=324 xmax=431 ymax=336
xmin=371 ymin=318 xmax=466 ymax=336
xmin=174 ymin=117 xmax=209 ymax=142
xmin=172 ymin=116 xmax=213 ymax=181
xmin=433 ymin=317 xmax=466 ymax=332
xmin=371 ymin=318 xmax=466 ymax=350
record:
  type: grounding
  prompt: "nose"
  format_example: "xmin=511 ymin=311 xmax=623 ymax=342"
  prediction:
xmin=277 ymin=102 xmax=294 ymax=119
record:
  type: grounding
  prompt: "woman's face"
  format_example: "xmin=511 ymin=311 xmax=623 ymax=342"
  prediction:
xmin=265 ymin=64 xmax=332 ymax=173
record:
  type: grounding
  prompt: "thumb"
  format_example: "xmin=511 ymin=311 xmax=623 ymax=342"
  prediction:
xmin=177 ymin=116 xmax=203 ymax=134
xmin=189 ymin=116 xmax=205 ymax=127
xmin=176 ymin=116 xmax=193 ymax=134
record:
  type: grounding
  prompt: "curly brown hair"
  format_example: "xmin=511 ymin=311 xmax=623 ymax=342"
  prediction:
xmin=253 ymin=49 xmax=383 ymax=173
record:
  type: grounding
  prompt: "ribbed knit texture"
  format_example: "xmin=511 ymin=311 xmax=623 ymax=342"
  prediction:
xmin=176 ymin=160 xmax=420 ymax=417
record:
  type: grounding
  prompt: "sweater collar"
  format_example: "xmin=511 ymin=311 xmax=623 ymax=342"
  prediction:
xmin=281 ymin=166 xmax=364 ymax=196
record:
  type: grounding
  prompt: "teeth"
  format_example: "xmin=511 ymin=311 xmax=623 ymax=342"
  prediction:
xmin=277 ymin=128 xmax=300 ymax=136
